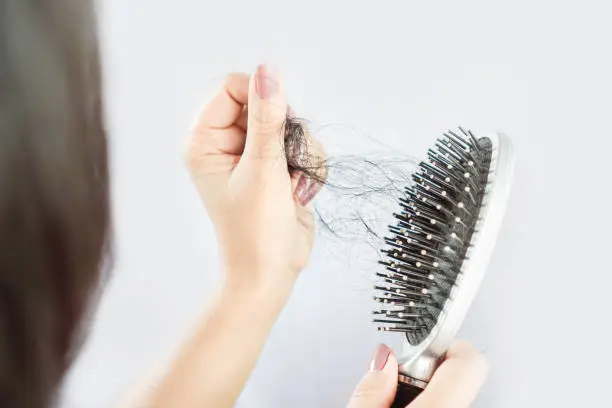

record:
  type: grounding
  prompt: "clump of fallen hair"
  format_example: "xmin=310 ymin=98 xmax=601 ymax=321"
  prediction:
xmin=283 ymin=112 xmax=416 ymax=243
xmin=284 ymin=113 xmax=327 ymax=184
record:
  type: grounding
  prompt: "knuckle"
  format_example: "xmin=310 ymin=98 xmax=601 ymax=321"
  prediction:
xmin=223 ymin=72 xmax=243 ymax=86
xmin=248 ymin=141 xmax=285 ymax=162
xmin=351 ymin=388 xmax=375 ymax=401
xmin=246 ymin=125 xmax=285 ymax=161
xmin=251 ymin=118 xmax=284 ymax=136
xmin=183 ymin=132 xmax=209 ymax=171
xmin=184 ymin=145 xmax=203 ymax=172
xmin=448 ymin=339 xmax=478 ymax=358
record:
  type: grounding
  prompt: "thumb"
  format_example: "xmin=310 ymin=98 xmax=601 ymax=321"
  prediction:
xmin=243 ymin=64 xmax=288 ymax=166
xmin=348 ymin=344 xmax=398 ymax=408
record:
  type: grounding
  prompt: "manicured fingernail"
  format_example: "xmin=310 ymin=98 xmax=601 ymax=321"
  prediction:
xmin=295 ymin=175 xmax=320 ymax=206
xmin=287 ymin=107 xmax=296 ymax=118
xmin=369 ymin=344 xmax=391 ymax=372
xmin=255 ymin=64 xmax=278 ymax=99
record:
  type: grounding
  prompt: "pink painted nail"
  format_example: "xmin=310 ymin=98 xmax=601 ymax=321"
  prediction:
xmin=255 ymin=64 xmax=278 ymax=99
xmin=369 ymin=344 xmax=391 ymax=372
xmin=295 ymin=175 xmax=320 ymax=206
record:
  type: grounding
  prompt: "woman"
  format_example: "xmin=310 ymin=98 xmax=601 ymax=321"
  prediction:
xmin=0 ymin=1 xmax=487 ymax=407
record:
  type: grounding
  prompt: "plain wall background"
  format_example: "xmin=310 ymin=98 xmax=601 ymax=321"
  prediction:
xmin=60 ymin=1 xmax=612 ymax=407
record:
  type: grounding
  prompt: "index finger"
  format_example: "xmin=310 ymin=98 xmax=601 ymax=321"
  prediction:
xmin=409 ymin=340 xmax=489 ymax=408
xmin=193 ymin=73 xmax=250 ymax=130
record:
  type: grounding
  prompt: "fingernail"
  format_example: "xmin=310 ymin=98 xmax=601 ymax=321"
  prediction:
xmin=255 ymin=64 xmax=279 ymax=99
xmin=295 ymin=175 xmax=320 ymax=206
xmin=287 ymin=107 xmax=296 ymax=119
xmin=369 ymin=344 xmax=391 ymax=372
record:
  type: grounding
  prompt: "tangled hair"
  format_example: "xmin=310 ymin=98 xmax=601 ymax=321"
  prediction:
xmin=0 ymin=1 xmax=110 ymax=407
xmin=284 ymin=114 xmax=325 ymax=182
xmin=284 ymin=114 xmax=415 ymax=244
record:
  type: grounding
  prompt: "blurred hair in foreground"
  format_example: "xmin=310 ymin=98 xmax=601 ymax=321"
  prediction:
xmin=0 ymin=1 xmax=110 ymax=406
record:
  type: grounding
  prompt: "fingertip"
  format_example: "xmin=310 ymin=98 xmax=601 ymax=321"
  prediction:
xmin=243 ymin=64 xmax=288 ymax=162
xmin=382 ymin=346 xmax=399 ymax=375
xmin=446 ymin=339 xmax=481 ymax=359
xmin=446 ymin=340 xmax=489 ymax=383
xmin=295 ymin=175 xmax=324 ymax=207
xmin=471 ymin=351 xmax=489 ymax=381
xmin=251 ymin=64 xmax=285 ymax=101
xmin=410 ymin=342 xmax=488 ymax=408
xmin=368 ymin=344 xmax=391 ymax=372
xmin=348 ymin=345 xmax=399 ymax=408
xmin=222 ymin=72 xmax=250 ymax=102
xmin=192 ymin=72 xmax=250 ymax=131
xmin=224 ymin=72 xmax=250 ymax=87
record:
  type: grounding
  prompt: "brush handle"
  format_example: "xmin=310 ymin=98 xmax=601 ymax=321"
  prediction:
xmin=390 ymin=380 xmax=424 ymax=408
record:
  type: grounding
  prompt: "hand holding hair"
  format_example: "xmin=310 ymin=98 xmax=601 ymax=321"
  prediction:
xmin=186 ymin=65 xmax=325 ymax=291
xmin=130 ymin=65 xmax=325 ymax=408
xmin=348 ymin=341 xmax=488 ymax=408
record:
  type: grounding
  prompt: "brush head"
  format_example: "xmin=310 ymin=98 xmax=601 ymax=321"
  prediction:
xmin=373 ymin=128 xmax=494 ymax=346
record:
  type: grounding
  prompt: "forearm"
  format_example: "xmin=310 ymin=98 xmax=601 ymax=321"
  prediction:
xmin=147 ymin=270 xmax=292 ymax=408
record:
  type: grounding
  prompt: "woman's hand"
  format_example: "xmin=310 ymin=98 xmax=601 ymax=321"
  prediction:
xmin=185 ymin=64 xmax=323 ymax=294
xmin=134 ymin=65 xmax=324 ymax=408
xmin=348 ymin=341 xmax=488 ymax=408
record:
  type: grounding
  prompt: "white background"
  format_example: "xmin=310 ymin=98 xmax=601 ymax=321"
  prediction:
xmin=62 ymin=1 xmax=612 ymax=407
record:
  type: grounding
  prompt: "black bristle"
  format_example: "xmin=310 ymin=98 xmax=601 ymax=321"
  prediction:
xmin=373 ymin=128 xmax=493 ymax=345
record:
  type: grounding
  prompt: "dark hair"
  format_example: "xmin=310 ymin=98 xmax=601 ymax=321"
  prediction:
xmin=0 ymin=1 xmax=110 ymax=407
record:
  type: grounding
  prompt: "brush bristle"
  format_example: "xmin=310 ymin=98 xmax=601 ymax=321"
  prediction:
xmin=373 ymin=128 xmax=493 ymax=345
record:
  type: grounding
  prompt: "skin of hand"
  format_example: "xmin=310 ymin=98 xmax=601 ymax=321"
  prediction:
xmin=348 ymin=340 xmax=489 ymax=408
xmin=185 ymin=64 xmax=324 ymax=292
xmin=133 ymin=65 xmax=325 ymax=408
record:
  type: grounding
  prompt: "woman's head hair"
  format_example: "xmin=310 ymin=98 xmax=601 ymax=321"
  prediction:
xmin=0 ymin=1 xmax=110 ymax=406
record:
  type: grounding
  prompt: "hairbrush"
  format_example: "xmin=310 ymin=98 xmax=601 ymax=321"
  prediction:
xmin=373 ymin=128 xmax=514 ymax=407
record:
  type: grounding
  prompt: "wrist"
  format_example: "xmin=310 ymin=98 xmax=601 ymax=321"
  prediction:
xmin=221 ymin=264 xmax=296 ymax=308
